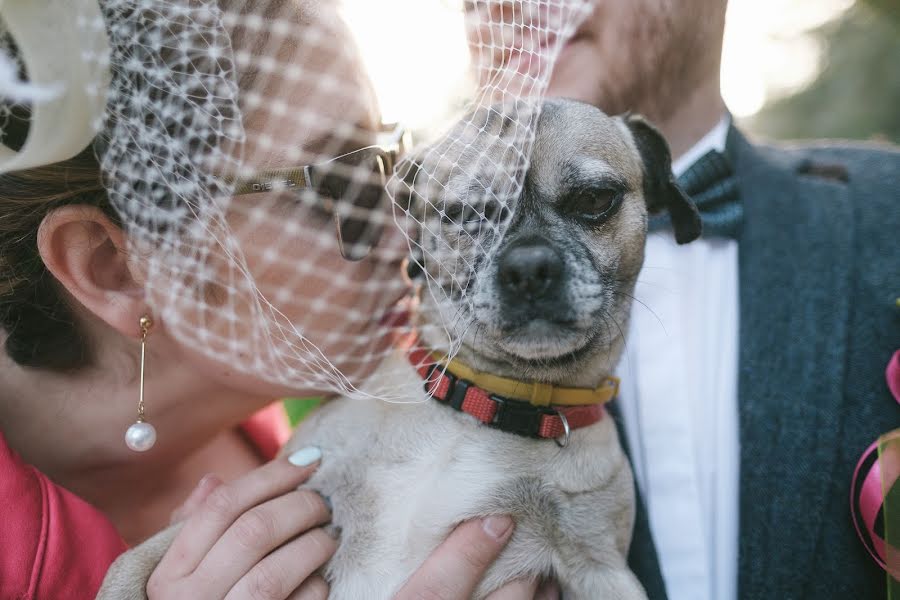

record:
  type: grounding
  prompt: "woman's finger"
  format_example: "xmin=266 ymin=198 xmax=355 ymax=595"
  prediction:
xmin=534 ymin=580 xmax=561 ymax=600
xmin=193 ymin=489 xmax=331 ymax=598
xmin=483 ymin=578 xmax=539 ymax=599
xmin=225 ymin=528 xmax=336 ymax=600
xmin=158 ymin=447 xmax=322 ymax=578
xmin=394 ymin=515 xmax=515 ymax=600
xmin=170 ymin=474 xmax=223 ymax=525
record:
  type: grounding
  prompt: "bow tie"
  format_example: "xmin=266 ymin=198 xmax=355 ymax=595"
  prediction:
xmin=649 ymin=149 xmax=742 ymax=239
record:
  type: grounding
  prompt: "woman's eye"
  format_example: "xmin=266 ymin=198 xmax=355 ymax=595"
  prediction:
xmin=568 ymin=188 xmax=622 ymax=222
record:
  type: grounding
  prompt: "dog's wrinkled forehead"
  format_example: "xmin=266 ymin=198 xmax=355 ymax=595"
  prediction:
xmin=527 ymin=100 xmax=643 ymax=199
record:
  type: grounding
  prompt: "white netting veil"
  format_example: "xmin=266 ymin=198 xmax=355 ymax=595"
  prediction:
xmin=0 ymin=0 xmax=592 ymax=400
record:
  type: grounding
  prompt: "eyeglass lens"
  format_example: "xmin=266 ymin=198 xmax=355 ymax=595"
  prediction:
xmin=312 ymin=150 xmax=388 ymax=261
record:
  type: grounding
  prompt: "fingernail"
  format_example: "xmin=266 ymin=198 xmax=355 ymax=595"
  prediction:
xmin=481 ymin=515 xmax=514 ymax=541
xmin=186 ymin=473 xmax=217 ymax=502
xmin=171 ymin=473 xmax=220 ymax=524
xmin=288 ymin=446 xmax=322 ymax=467
xmin=196 ymin=473 xmax=217 ymax=489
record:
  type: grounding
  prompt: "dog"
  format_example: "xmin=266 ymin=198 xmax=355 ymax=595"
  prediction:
xmin=96 ymin=98 xmax=700 ymax=599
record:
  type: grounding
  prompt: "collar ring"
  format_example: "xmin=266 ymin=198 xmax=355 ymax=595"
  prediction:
xmin=554 ymin=410 xmax=571 ymax=448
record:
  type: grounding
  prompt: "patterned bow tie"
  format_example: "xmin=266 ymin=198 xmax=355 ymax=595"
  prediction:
xmin=649 ymin=149 xmax=742 ymax=239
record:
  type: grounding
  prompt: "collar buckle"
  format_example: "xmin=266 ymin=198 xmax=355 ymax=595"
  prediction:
xmin=446 ymin=378 xmax=470 ymax=411
xmin=490 ymin=394 xmax=554 ymax=438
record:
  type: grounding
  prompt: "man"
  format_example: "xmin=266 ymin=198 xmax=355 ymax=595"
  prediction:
xmin=465 ymin=1 xmax=899 ymax=598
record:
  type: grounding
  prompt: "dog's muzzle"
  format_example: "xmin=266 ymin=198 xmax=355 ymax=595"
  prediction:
xmin=497 ymin=235 xmax=563 ymax=304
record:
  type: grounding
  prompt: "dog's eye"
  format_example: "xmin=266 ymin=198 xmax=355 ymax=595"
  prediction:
xmin=443 ymin=203 xmax=479 ymax=224
xmin=480 ymin=201 xmax=508 ymax=223
xmin=566 ymin=188 xmax=622 ymax=224
xmin=442 ymin=202 xmax=505 ymax=226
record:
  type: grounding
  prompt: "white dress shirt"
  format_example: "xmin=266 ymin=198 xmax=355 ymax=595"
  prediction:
xmin=616 ymin=116 xmax=740 ymax=600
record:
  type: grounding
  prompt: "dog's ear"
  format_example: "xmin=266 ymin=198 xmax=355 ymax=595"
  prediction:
xmin=624 ymin=114 xmax=702 ymax=244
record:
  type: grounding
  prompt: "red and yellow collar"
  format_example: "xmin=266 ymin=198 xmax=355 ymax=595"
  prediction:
xmin=406 ymin=346 xmax=619 ymax=446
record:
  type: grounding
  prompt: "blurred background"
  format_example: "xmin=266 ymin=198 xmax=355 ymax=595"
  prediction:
xmin=287 ymin=0 xmax=898 ymax=423
xmin=338 ymin=0 xmax=900 ymax=144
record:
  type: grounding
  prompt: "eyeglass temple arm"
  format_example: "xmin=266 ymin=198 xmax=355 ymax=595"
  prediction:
xmin=229 ymin=165 xmax=314 ymax=196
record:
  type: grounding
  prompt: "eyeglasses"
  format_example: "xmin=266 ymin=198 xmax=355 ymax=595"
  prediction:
xmin=231 ymin=123 xmax=412 ymax=261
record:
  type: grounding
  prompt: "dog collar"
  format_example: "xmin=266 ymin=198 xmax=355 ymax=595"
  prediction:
xmin=406 ymin=347 xmax=619 ymax=445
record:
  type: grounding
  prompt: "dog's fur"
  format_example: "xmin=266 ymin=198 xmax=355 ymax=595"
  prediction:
xmin=96 ymin=99 xmax=699 ymax=599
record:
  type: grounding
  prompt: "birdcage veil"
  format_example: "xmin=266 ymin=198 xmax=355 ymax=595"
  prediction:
xmin=0 ymin=0 xmax=592 ymax=400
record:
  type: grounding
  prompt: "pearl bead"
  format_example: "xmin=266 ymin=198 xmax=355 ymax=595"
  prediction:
xmin=125 ymin=421 xmax=157 ymax=452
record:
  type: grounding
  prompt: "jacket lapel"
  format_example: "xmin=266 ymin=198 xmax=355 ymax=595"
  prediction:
xmin=608 ymin=401 xmax=669 ymax=599
xmin=729 ymin=127 xmax=854 ymax=598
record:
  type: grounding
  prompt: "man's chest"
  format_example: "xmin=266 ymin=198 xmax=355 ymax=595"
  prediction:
xmin=616 ymin=234 xmax=740 ymax=600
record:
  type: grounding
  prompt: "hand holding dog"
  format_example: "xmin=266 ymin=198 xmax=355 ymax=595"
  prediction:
xmin=146 ymin=451 xmax=335 ymax=600
xmin=147 ymin=453 xmax=551 ymax=600
xmin=394 ymin=516 xmax=561 ymax=600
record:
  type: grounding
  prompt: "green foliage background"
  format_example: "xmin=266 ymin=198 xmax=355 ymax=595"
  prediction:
xmin=746 ymin=0 xmax=900 ymax=143
xmin=284 ymin=397 xmax=322 ymax=426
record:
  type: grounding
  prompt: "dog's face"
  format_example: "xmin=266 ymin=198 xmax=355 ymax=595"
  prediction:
xmin=395 ymin=98 xmax=699 ymax=386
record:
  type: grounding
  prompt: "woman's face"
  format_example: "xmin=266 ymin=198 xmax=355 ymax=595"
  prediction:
xmin=148 ymin=5 xmax=411 ymax=397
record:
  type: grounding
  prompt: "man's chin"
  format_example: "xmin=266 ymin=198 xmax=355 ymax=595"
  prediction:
xmin=547 ymin=39 xmax=602 ymax=102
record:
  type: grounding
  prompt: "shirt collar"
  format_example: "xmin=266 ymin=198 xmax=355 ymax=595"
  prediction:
xmin=671 ymin=115 xmax=731 ymax=178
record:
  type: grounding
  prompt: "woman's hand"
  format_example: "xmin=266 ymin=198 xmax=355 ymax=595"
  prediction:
xmin=147 ymin=446 xmax=333 ymax=600
xmin=395 ymin=516 xmax=560 ymax=600
xmin=152 ymin=446 xmax=557 ymax=600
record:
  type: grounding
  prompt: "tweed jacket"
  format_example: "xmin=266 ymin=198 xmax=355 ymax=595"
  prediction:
xmin=622 ymin=127 xmax=900 ymax=600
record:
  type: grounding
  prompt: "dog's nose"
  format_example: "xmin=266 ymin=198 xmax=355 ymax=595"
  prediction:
xmin=498 ymin=240 xmax=563 ymax=299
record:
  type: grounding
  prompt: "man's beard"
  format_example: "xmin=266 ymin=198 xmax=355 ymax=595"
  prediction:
xmin=548 ymin=4 xmax=722 ymax=124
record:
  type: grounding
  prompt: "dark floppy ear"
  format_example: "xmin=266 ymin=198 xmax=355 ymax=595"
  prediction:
xmin=624 ymin=114 xmax=702 ymax=244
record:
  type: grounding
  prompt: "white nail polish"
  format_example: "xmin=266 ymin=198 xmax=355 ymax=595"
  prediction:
xmin=288 ymin=446 xmax=322 ymax=467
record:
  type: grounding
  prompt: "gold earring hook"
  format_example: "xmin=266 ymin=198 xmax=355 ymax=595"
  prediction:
xmin=126 ymin=314 xmax=158 ymax=451
xmin=138 ymin=315 xmax=153 ymax=422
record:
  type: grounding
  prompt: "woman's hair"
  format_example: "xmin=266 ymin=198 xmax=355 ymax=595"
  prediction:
xmin=0 ymin=0 xmax=297 ymax=371
xmin=0 ymin=109 xmax=114 ymax=370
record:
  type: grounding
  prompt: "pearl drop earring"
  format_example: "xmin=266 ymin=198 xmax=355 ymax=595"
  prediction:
xmin=125 ymin=315 xmax=157 ymax=452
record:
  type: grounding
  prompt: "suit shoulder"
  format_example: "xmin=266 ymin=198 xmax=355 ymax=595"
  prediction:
xmin=753 ymin=137 xmax=899 ymax=190
xmin=740 ymin=136 xmax=899 ymax=244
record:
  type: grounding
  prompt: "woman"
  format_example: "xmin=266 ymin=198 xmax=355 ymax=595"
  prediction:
xmin=0 ymin=1 xmax=555 ymax=598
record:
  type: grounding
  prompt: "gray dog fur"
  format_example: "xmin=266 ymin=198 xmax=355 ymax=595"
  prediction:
xmin=96 ymin=98 xmax=700 ymax=599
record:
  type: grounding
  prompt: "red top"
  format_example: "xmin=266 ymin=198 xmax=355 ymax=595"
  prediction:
xmin=0 ymin=403 xmax=291 ymax=600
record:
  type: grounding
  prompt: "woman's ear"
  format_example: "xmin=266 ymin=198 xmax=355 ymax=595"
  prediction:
xmin=37 ymin=205 xmax=146 ymax=338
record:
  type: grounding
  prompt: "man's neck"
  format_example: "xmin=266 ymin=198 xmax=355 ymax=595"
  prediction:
xmin=649 ymin=76 xmax=728 ymax=162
